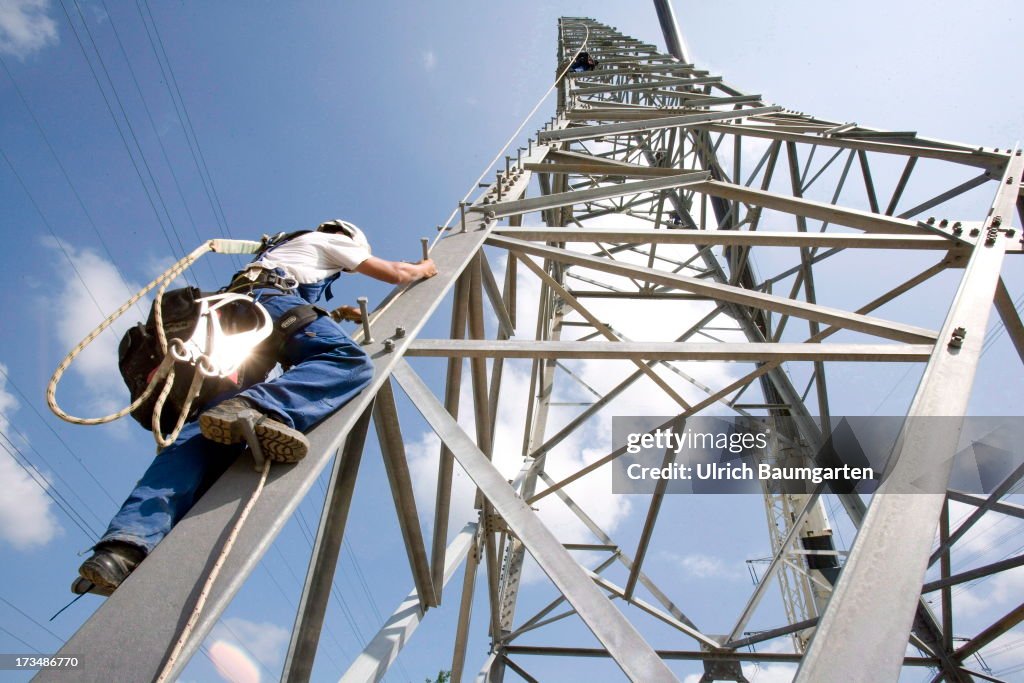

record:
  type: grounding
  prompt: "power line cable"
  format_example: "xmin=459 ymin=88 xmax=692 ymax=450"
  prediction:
xmin=65 ymin=0 xmax=198 ymax=287
xmin=0 ymin=595 xmax=65 ymax=647
xmin=0 ymin=365 xmax=119 ymax=506
xmin=0 ymin=431 xmax=101 ymax=538
xmin=0 ymin=147 xmax=120 ymax=341
xmin=258 ymin=560 xmax=350 ymax=669
xmin=0 ymin=624 xmax=41 ymax=653
xmin=137 ymin=0 xmax=240 ymax=266
xmin=0 ymin=54 xmax=145 ymax=314
xmin=0 ymin=425 xmax=108 ymax=530
xmin=54 ymin=0 xmax=196 ymax=285
xmin=0 ymin=437 xmax=99 ymax=541
xmin=292 ymin=507 xmax=369 ymax=644
xmin=94 ymin=0 xmax=218 ymax=284
xmin=311 ymin=474 xmax=412 ymax=682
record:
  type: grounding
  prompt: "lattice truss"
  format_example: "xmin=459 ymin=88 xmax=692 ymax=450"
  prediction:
xmin=52 ymin=16 xmax=1024 ymax=683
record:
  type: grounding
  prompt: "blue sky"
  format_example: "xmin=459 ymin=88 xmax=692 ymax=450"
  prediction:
xmin=1 ymin=1 xmax=1023 ymax=682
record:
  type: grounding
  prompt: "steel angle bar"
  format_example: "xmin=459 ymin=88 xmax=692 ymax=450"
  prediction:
xmin=473 ymin=653 xmax=499 ymax=683
xmin=502 ymin=554 xmax=619 ymax=643
xmin=571 ymin=76 xmax=722 ymax=95
xmin=404 ymin=340 xmax=933 ymax=362
xmin=451 ymin=527 xmax=481 ymax=683
xmin=921 ymin=554 xmax=1024 ymax=593
xmin=283 ymin=404 xmax=374 ymax=683
xmin=953 ymin=602 xmax=1024 ymax=660
xmin=896 ymin=172 xmax=992 ymax=220
xmin=946 ymin=489 xmax=1024 ymax=520
xmin=546 ymin=148 xmax=656 ymax=170
xmin=724 ymin=617 xmax=819 ymax=649
xmin=432 ymin=270 xmax=470 ymax=602
xmin=524 ymin=162 xmax=681 ymax=178
xmin=500 ymin=645 xmax=938 ymax=667
xmin=488 ymin=236 xmax=938 ymax=344
xmin=499 ymin=656 xmax=541 ymax=683
xmin=494 ymin=226 xmax=958 ymax=250
xmin=47 ymin=143 xmax=555 ymax=682
xmin=928 ymin=459 xmax=1024 ymax=566
xmin=479 ymin=256 xmax=515 ymax=337
xmin=473 ymin=171 xmax=709 ymax=219
xmin=339 ymin=523 xmax=477 ymax=683
xmin=536 ymin=106 xmax=783 ymax=143
xmin=796 ymin=154 xmax=1023 ymax=683
xmin=372 ymin=380 xmax=436 ymax=607
xmin=583 ymin=63 xmax=697 ymax=75
xmin=694 ymin=179 xmax=959 ymax=237
xmin=698 ymin=123 xmax=1004 ymax=169
xmin=391 ymin=360 xmax=680 ymax=683
xmin=567 ymin=98 xmax=765 ymax=120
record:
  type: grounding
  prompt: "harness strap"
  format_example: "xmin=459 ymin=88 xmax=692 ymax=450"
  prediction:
xmin=224 ymin=264 xmax=298 ymax=295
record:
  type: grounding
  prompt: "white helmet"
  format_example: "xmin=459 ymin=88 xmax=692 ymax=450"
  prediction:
xmin=317 ymin=219 xmax=370 ymax=253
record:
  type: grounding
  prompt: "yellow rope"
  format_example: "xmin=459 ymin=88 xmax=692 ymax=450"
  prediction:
xmin=46 ymin=239 xmax=263 ymax=435
xmin=155 ymin=458 xmax=272 ymax=683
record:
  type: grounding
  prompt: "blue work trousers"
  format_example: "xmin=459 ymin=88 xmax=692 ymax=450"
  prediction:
xmin=99 ymin=285 xmax=373 ymax=552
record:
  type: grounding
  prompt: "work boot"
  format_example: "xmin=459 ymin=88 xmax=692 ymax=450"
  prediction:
xmin=199 ymin=397 xmax=309 ymax=463
xmin=77 ymin=541 xmax=146 ymax=595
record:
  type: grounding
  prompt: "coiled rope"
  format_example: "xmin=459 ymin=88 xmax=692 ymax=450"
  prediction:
xmin=46 ymin=239 xmax=262 ymax=446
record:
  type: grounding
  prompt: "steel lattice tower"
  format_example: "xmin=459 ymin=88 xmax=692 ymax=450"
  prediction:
xmin=49 ymin=14 xmax=1024 ymax=683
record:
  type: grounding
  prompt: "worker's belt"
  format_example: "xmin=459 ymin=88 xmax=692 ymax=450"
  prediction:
xmin=225 ymin=264 xmax=299 ymax=294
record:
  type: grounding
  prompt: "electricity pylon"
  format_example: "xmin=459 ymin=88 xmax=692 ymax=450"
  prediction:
xmin=49 ymin=14 xmax=1024 ymax=683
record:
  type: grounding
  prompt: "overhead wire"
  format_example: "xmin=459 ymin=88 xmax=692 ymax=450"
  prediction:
xmin=0 ymin=365 xmax=119 ymax=506
xmin=312 ymin=471 xmax=411 ymax=681
xmin=257 ymin=559 xmax=351 ymax=669
xmin=0 ymin=53 xmax=145 ymax=315
xmin=0 ymin=595 xmax=65 ymax=648
xmin=0 ymin=425 xmax=108 ymax=531
xmin=0 ymin=436 xmax=99 ymax=541
xmin=291 ymin=506 xmax=369 ymax=645
xmin=136 ymin=0 xmax=241 ymax=268
xmin=94 ymin=0 xmax=219 ymax=285
xmin=981 ymin=289 xmax=1024 ymax=356
xmin=55 ymin=0 xmax=197 ymax=286
xmin=65 ymin=0 xmax=198 ymax=287
xmin=0 ymin=624 xmax=41 ymax=653
xmin=0 ymin=147 xmax=121 ymax=343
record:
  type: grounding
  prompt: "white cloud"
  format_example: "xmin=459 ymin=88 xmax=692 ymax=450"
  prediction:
xmin=207 ymin=616 xmax=290 ymax=682
xmin=669 ymin=552 xmax=745 ymax=580
xmin=0 ymin=362 xmax=62 ymax=549
xmin=0 ymin=0 xmax=58 ymax=58
xmin=422 ymin=49 xmax=437 ymax=72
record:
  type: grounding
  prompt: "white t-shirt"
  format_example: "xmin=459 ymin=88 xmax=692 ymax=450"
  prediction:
xmin=257 ymin=231 xmax=372 ymax=284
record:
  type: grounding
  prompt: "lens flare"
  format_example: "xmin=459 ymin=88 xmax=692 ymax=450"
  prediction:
xmin=208 ymin=639 xmax=261 ymax=683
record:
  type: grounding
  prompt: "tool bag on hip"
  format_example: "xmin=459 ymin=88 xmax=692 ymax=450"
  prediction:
xmin=117 ymin=287 xmax=256 ymax=433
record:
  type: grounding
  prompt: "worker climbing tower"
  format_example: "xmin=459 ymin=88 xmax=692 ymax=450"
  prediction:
xmin=48 ymin=12 xmax=1024 ymax=683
